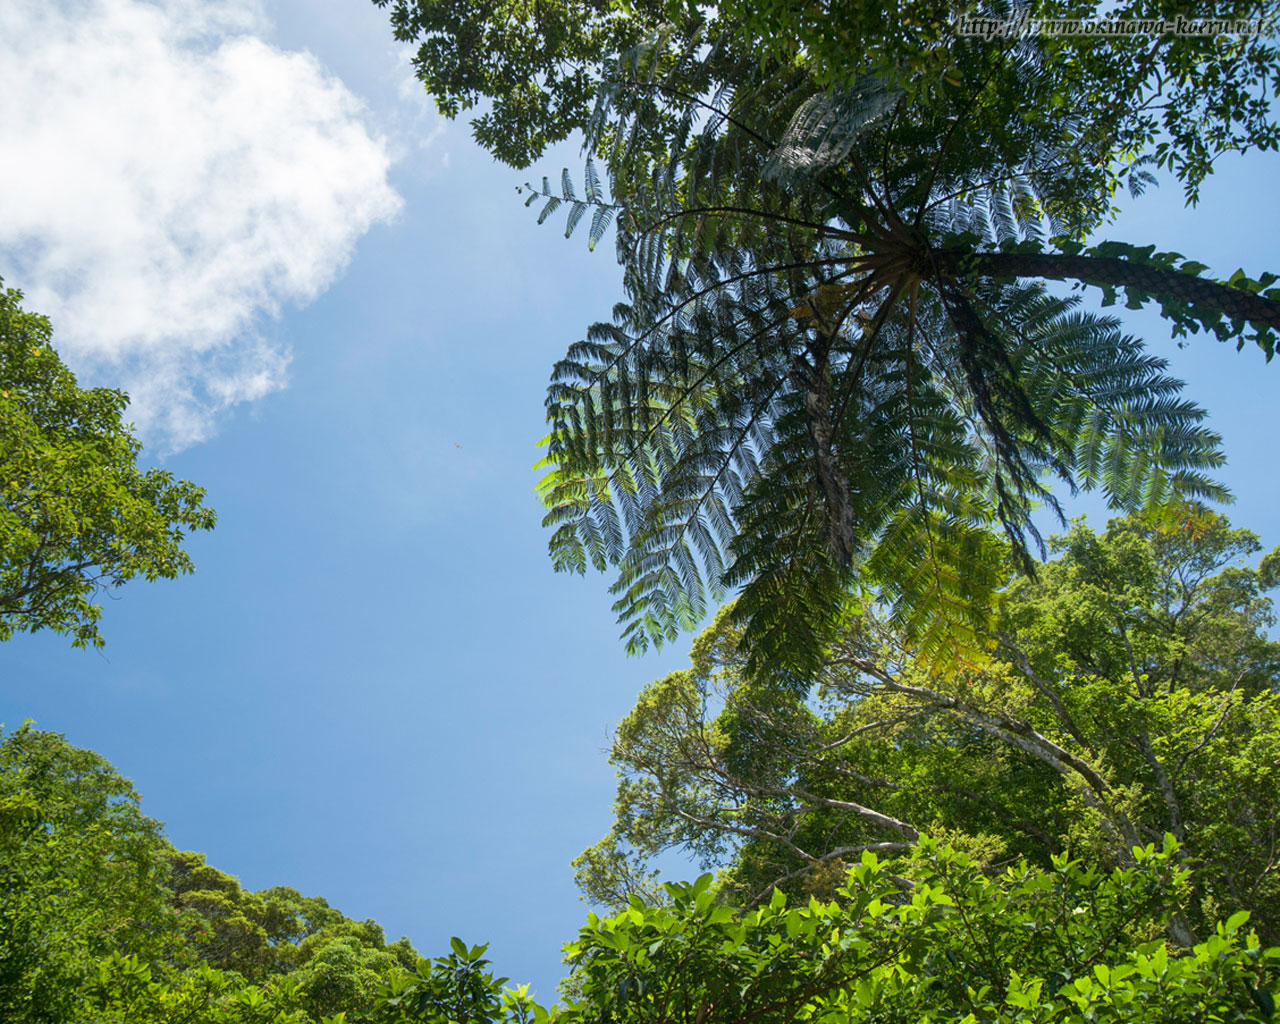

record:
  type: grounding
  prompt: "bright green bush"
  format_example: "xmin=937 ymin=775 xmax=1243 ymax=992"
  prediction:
xmin=551 ymin=839 xmax=1278 ymax=1024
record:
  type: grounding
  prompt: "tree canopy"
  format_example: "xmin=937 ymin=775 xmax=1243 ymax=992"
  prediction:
xmin=3 ymin=722 xmax=1277 ymax=1023
xmin=718 ymin=0 xmax=1280 ymax=206
xmin=379 ymin=0 xmax=1280 ymax=206
xmin=0 ymin=283 xmax=216 ymax=649
xmin=578 ymin=505 xmax=1280 ymax=949
xmin=6 ymin=5 xmax=1280 ymax=1023
xmin=383 ymin=0 xmax=1280 ymax=672
xmin=558 ymin=841 xmax=1278 ymax=1024
xmin=0 ymin=723 xmax=427 ymax=1024
xmin=533 ymin=29 xmax=1280 ymax=669
xmin=0 ymin=723 xmax=182 ymax=1022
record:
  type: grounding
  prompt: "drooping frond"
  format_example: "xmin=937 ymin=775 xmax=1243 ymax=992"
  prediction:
xmin=761 ymin=78 xmax=901 ymax=192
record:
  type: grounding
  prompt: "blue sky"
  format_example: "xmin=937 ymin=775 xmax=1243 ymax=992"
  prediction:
xmin=1 ymin=0 xmax=1278 ymax=1003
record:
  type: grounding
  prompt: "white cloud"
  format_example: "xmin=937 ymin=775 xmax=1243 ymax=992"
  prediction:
xmin=0 ymin=0 xmax=403 ymax=450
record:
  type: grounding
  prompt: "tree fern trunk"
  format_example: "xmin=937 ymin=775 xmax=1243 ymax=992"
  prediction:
xmin=793 ymin=337 xmax=856 ymax=564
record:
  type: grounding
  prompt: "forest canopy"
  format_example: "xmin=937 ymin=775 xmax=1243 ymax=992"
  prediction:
xmin=2 ymin=721 xmax=1277 ymax=1023
xmin=576 ymin=506 xmax=1280 ymax=948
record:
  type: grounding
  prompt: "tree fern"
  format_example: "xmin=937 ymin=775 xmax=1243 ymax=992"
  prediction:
xmin=534 ymin=27 xmax=1241 ymax=678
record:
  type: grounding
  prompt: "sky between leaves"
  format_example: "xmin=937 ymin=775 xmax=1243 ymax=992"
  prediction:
xmin=0 ymin=0 xmax=1278 ymax=1003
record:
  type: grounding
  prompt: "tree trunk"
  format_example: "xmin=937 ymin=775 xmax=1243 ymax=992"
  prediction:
xmin=793 ymin=338 xmax=856 ymax=564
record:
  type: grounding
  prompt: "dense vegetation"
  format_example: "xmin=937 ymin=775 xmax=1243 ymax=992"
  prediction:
xmin=2 ymin=722 xmax=1277 ymax=1022
xmin=0 ymin=724 xmax=429 ymax=1023
xmin=577 ymin=505 xmax=1280 ymax=949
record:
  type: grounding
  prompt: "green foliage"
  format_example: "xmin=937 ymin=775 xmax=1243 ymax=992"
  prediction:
xmin=953 ymin=238 xmax=1280 ymax=358
xmin=0 ymin=723 xmax=185 ymax=1022
xmin=382 ymin=0 xmax=1280 ymax=674
xmin=376 ymin=940 xmax=537 ymax=1024
xmin=561 ymin=839 xmax=1278 ymax=1024
xmin=580 ymin=506 xmax=1280 ymax=948
xmin=5 ymin=724 xmax=1279 ymax=1023
xmin=721 ymin=0 xmax=1280 ymax=206
xmin=0 ymin=283 xmax=216 ymax=649
xmin=82 ymin=953 xmax=312 ymax=1024
xmin=166 ymin=850 xmax=282 ymax=979
xmin=372 ymin=0 xmax=658 ymax=167
xmin=290 ymin=933 xmax=407 ymax=1023
xmin=0 ymin=725 xmax=424 ymax=1023
xmin=379 ymin=0 xmax=1279 ymax=208
xmin=523 ymin=28 xmax=1279 ymax=675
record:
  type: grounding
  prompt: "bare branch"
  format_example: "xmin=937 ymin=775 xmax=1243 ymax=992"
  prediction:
xmin=997 ymin=632 xmax=1088 ymax=746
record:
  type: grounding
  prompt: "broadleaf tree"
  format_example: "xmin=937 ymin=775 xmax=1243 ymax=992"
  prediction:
xmin=557 ymin=840 xmax=1280 ymax=1024
xmin=577 ymin=505 xmax=1280 ymax=949
xmin=379 ymin=0 xmax=1279 ymax=207
xmin=719 ymin=0 xmax=1280 ymax=206
xmin=0 ymin=283 xmax=216 ymax=649
xmin=0 ymin=724 xmax=424 ymax=1024
xmin=0 ymin=724 xmax=186 ymax=1022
